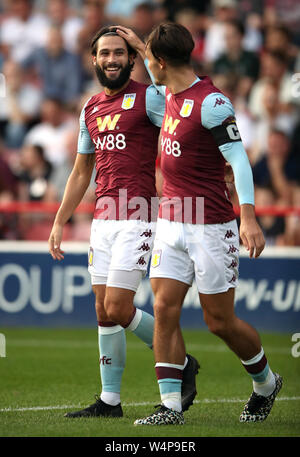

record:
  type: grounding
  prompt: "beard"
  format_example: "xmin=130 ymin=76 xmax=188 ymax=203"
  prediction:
xmin=95 ymin=60 xmax=133 ymax=90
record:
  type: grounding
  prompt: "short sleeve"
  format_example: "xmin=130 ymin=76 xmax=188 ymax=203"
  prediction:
xmin=77 ymin=100 xmax=95 ymax=154
xmin=201 ymin=92 xmax=235 ymax=129
xmin=145 ymin=85 xmax=165 ymax=128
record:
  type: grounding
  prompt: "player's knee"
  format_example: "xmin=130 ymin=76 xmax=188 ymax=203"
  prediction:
xmin=104 ymin=298 xmax=132 ymax=327
xmin=154 ymin=297 xmax=180 ymax=321
xmin=95 ymin=300 xmax=107 ymax=322
xmin=205 ymin=315 xmax=229 ymax=338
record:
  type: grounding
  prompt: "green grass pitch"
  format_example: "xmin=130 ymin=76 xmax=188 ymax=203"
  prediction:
xmin=0 ymin=328 xmax=299 ymax=438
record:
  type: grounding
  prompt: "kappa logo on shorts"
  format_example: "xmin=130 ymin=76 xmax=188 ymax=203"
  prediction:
xmin=151 ymin=250 xmax=162 ymax=268
xmin=140 ymin=229 xmax=152 ymax=238
xmin=224 ymin=229 xmax=235 ymax=239
xmin=228 ymin=259 xmax=238 ymax=269
xmin=88 ymin=247 xmax=94 ymax=266
xmin=139 ymin=242 xmax=150 ymax=252
xmin=122 ymin=93 xmax=136 ymax=110
xmin=136 ymin=256 xmax=146 ymax=266
xmin=227 ymin=244 xmax=238 ymax=254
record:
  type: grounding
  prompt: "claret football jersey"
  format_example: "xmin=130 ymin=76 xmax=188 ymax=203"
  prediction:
xmin=78 ymin=79 xmax=164 ymax=221
xmin=159 ymin=77 xmax=236 ymax=224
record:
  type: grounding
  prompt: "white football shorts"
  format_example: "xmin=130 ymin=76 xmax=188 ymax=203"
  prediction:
xmin=150 ymin=218 xmax=239 ymax=294
xmin=88 ymin=219 xmax=156 ymax=291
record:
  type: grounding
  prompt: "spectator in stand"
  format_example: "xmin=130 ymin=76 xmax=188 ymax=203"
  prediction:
xmin=255 ymin=186 xmax=285 ymax=246
xmin=248 ymin=50 xmax=300 ymax=120
xmin=22 ymin=25 xmax=83 ymax=107
xmin=76 ymin=0 xmax=107 ymax=92
xmin=77 ymin=0 xmax=107 ymax=55
xmin=130 ymin=3 xmax=156 ymax=40
xmin=204 ymin=0 xmax=263 ymax=68
xmin=0 ymin=0 xmax=49 ymax=63
xmin=252 ymin=129 xmax=300 ymax=206
xmin=212 ymin=19 xmax=260 ymax=100
xmin=0 ymin=59 xmax=42 ymax=148
xmin=24 ymin=97 xmax=77 ymax=168
xmin=0 ymin=141 xmax=19 ymax=239
xmin=0 ymin=141 xmax=18 ymax=203
xmin=174 ymin=7 xmax=205 ymax=67
xmin=158 ymin=0 xmax=208 ymax=22
xmin=203 ymin=0 xmax=238 ymax=66
xmin=17 ymin=144 xmax=54 ymax=201
xmin=46 ymin=0 xmax=83 ymax=54
xmin=16 ymin=143 xmax=64 ymax=241
xmin=249 ymin=81 xmax=298 ymax=165
xmin=263 ymin=0 xmax=300 ymax=45
xmin=284 ymin=186 xmax=300 ymax=246
xmin=104 ymin=0 xmax=155 ymax=26
xmin=264 ymin=25 xmax=298 ymax=72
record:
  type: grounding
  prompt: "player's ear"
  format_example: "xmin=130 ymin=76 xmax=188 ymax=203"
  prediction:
xmin=129 ymin=54 xmax=135 ymax=66
xmin=92 ymin=55 xmax=97 ymax=66
xmin=158 ymin=57 xmax=166 ymax=69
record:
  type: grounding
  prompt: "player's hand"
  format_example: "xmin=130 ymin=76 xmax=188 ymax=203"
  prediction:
xmin=48 ymin=223 xmax=65 ymax=261
xmin=115 ymin=26 xmax=146 ymax=57
xmin=239 ymin=216 xmax=265 ymax=258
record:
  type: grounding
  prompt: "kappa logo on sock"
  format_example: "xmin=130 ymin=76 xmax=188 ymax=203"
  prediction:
xmin=100 ymin=356 xmax=112 ymax=365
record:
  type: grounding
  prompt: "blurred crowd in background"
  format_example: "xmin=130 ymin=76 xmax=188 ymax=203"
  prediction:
xmin=0 ymin=0 xmax=300 ymax=245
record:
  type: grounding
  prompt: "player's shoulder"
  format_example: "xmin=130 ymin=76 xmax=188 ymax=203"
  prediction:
xmin=185 ymin=76 xmax=226 ymax=108
xmin=199 ymin=83 xmax=235 ymax=129
xmin=130 ymin=79 xmax=149 ymax=94
xmin=81 ymin=92 xmax=105 ymax=120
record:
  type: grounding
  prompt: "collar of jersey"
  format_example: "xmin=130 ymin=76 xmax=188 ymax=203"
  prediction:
xmin=190 ymin=77 xmax=201 ymax=88
xmin=170 ymin=76 xmax=201 ymax=97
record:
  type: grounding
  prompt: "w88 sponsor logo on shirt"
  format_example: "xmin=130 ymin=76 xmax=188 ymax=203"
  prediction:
xmin=93 ymin=133 xmax=126 ymax=151
xmin=161 ymin=135 xmax=181 ymax=157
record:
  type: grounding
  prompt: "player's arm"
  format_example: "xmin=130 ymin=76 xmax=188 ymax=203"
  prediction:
xmin=201 ymin=93 xmax=265 ymax=258
xmin=145 ymin=85 xmax=165 ymax=128
xmin=49 ymin=102 xmax=95 ymax=260
xmin=48 ymin=152 xmax=95 ymax=260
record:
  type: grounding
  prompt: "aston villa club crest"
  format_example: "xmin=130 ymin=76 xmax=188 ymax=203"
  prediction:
xmin=180 ymin=99 xmax=194 ymax=117
xmin=122 ymin=93 xmax=136 ymax=110
xmin=151 ymin=250 xmax=162 ymax=268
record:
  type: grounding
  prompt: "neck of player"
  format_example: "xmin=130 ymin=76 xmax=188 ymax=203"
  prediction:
xmin=104 ymin=79 xmax=131 ymax=97
xmin=165 ymin=66 xmax=198 ymax=95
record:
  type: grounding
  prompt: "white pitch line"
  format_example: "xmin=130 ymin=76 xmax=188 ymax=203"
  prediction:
xmin=5 ymin=339 xmax=292 ymax=355
xmin=1 ymin=396 xmax=300 ymax=413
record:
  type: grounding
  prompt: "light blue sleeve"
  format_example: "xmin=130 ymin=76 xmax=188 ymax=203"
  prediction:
xmin=144 ymin=58 xmax=166 ymax=97
xmin=145 ymin=85 xmax=165 ymax=128
xmin=220 ymin=142 xmax=255 ymax=205
xmin=77 ymin=100 xmax=95 ymax=154
xmin=201 ymin=92 xmax=236 ymax=130
xmin=201 ymin=92 xmax=254 ymax=206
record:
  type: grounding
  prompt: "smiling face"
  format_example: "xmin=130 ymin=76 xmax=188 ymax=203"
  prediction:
xmin=92 ymin=35 xmax=134 ymax=90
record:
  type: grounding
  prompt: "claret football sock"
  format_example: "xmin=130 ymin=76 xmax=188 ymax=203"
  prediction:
xmin=155 ymin=362 xmax=184 ymax=412
xmin=241 ymin=347 xmax=276 ymax=397
xmin=98 ymin=322 xmax=126 ymax=405
xmin=125 ymin=307 xmax=154 ymax=348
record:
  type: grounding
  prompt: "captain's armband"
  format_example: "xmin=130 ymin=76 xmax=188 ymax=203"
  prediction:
xmin=210 ymin=116 xmax=241 ymax=146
